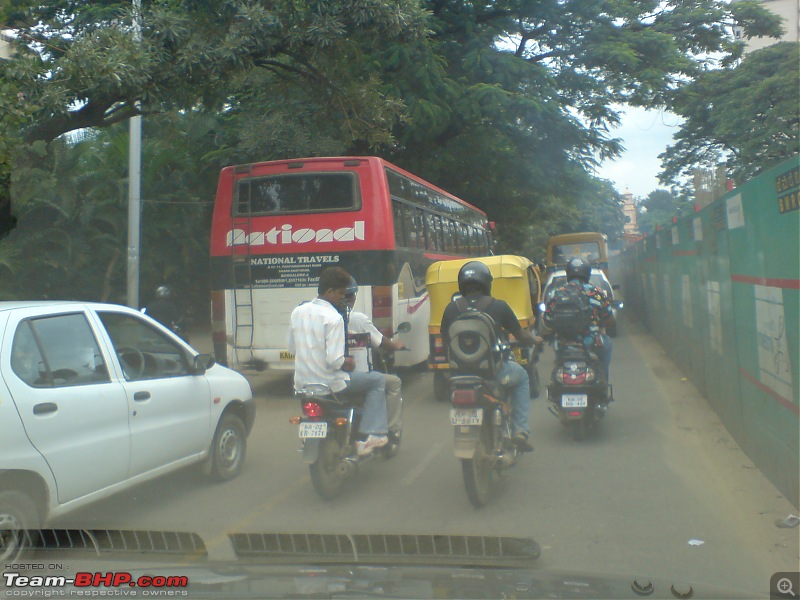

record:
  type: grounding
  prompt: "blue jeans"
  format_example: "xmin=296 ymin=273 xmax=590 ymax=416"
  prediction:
xmin=341 ymin=371 xmax=388 ymax=435
xmin=495 ymin=360 xmax=530 ymax=436
xmin=595 ymin=334 xmax=612 ymax=382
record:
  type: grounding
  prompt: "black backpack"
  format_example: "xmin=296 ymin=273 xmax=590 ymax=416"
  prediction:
xmin=547 ymin=283 xmax=592 ymax=338
xmin=446 ymin=296 xmax=502 ymax=377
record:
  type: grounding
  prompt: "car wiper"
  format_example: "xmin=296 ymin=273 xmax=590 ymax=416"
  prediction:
xmin=228 ymin=533 xmax=541 ymax=567
xmin=18 ymin=529 xmax=207 ymax=559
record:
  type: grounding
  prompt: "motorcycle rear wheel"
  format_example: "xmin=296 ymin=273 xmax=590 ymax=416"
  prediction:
xmin=461 ymin=420 xmax=495 ymax=508
xmin=309 ymin=437 xmax=346 ymax=500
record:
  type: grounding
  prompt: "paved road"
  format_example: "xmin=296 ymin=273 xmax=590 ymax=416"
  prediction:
xmin=52 ymin=313 xmax=798 ymax=597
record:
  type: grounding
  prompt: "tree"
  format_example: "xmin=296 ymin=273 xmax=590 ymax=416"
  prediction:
xmin=659 ymin=41 xmax=800 ymax=184
xmin=637 ymin=188 xmax=693 ymax=234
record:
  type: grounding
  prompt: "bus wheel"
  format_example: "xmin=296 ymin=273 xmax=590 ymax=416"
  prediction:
xmin=434 ymin=372 xmax=449 ymax=402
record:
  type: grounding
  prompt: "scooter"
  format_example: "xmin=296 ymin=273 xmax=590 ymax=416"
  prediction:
xmin=546 ymin=340 xmax=611 ymax=440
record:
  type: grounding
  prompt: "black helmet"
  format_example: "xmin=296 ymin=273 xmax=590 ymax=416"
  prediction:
xmin=457 ymin=261 xmax=493 ymax=295
xmin=565 ymin=257 xmax=591 ymax=283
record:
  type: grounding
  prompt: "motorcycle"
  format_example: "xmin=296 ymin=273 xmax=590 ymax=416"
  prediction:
xmin=290 ymin=323 xmax=410 ymax=501
xmin=449 ymin=341 xmax=529 ymax=508
xmin=546 ymin=340 xmax=611 ymax=440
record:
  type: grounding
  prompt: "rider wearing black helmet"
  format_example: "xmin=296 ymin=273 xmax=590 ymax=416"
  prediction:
xmin=545 ymin=257 xmax=615 ymax=382
xmin=145 ymin=285 xmax=180 ymax=332
xmin=441 ymin=261 xmax=541 ymax=452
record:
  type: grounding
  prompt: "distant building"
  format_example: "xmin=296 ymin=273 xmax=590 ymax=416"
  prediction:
xmin=0 ymin=31 xmax=13 ymax=61
xmin=622 ymin=188 xmax=642 ymax=244
xmin=733 ymin=0 xmax=799 ymax=52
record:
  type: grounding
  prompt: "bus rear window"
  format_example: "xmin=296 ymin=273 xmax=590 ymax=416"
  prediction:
xmin=233 ymin=172 xmax=360 ymax=215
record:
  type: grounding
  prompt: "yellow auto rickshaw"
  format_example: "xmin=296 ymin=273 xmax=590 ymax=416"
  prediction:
xmin=425 ymin=255 xmax=542 ymax=402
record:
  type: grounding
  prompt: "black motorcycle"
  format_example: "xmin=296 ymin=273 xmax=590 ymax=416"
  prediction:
xmin=292 ymin=383 xmax=402 ymax=500
xmin=449 ymin=367 xmax=524 ymax=508
xmin=446 ymin=309 xmax=529 ymax=507
xmin=546 ymin=340 xmax=611 ymax=440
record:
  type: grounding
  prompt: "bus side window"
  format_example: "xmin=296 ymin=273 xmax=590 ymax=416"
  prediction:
xmin=392 ymin=201 xmax=405 ymax=246
xmin=446 ymin=218 xmax=456 ymax=252
xmin=414 ymin=208 xmax=428 ymax=250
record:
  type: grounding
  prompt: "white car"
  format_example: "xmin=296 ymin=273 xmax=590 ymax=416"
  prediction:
xmin=537 ymin=268 xmax=622 ymax=337
xmin=0 ymin=301 xmax=255 ymax=558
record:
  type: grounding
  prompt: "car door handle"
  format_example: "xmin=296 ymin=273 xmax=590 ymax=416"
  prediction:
xmin=133 ymin=391 xmax=151 ymax=401
xmin=33 ymin=402 xmax=58 ymax=415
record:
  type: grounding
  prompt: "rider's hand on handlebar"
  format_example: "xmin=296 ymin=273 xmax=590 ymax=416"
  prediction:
xmin=342 ymin=356 xmax=356 ymax=372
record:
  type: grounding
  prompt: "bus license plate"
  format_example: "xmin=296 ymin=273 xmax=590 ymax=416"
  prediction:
xmin=450 ymin=408 xmax=483 ymax=426
xmin=280 ymin=351 xmax=295 ymax=360
xmin=562 ymin=394 xmax=588 ymax=408
xmin=299 ymin=422 xmax=327 ymax=438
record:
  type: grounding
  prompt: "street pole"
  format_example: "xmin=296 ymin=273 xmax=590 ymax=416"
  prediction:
xmin=126 ymin=0 xmax=142 ymax=308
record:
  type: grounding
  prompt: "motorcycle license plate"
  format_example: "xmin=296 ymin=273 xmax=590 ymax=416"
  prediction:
xmin=299 ymin=422 xmax=327 ymax=438
xmin=450 ymin=408 xmax=483 ymax=426
xmin=562 ymin=394 xmax=588 ymax=408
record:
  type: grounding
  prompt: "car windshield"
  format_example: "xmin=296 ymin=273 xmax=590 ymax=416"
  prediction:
xmin=1 ymin=2 xmax=797 ymax=599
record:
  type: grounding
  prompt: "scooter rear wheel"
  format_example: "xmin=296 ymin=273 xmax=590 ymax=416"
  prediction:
xmin=309 ymin=437 xmax=346 ymax=500
xmin=571 ymin=418 xmax=589 ymax=441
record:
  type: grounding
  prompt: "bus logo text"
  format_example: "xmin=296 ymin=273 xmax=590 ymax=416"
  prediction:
xmin=226 ymin=221 xmax=365 ymax=246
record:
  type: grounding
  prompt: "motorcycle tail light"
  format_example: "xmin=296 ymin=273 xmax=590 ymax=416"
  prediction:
xmin=302 ymin=401 xmax=324 ymax=418
xmin=563 ymin=372 xmax=587 ymax=385
xmin=569 ymin=411 xmax=582 ymax=417
xmin=451 ymin=389 xmax=479 ymax=406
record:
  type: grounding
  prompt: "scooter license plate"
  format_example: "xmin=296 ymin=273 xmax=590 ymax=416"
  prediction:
xmin=299 ymin=422 xmax=328 ymax=438
xmin=450 ymin=408 xmax=483 ymax=426
xmin=562 ymin=394 xmax=588 ymax=408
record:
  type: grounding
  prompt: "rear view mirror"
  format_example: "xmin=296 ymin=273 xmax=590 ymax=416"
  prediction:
xmin=192 ymin=353 xmax=216 ymax=375
xmin=396 ymin=321 xmax=412 ymax=334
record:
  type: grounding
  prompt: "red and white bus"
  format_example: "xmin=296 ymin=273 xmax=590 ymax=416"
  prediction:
xmin=210 ymin=156 xmax=493 ymax=370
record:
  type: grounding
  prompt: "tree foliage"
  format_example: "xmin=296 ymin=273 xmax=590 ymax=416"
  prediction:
xmin=0 ymin=0 xmax=783 ymax=304
xmin=659 ymin=41 xmax=799 ymax=184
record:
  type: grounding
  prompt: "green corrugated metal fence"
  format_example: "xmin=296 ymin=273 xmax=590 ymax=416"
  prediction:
xmin=621 ymin=155 xmax=799 ymax=507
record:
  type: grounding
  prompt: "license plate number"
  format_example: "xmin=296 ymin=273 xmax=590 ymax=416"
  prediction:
xmin=299 ymin=422 xmax=327 ymax=438
xmin=450 ymin=408 xmax=483 ymax=426
xmin=280 ymin=351 xmax=295 ymax=360
xmin=562 ymin=394 xmax=588 ymax=408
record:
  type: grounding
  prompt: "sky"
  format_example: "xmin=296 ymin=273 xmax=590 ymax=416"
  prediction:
xmin=596 ymin=105 xmax=685 ymax=200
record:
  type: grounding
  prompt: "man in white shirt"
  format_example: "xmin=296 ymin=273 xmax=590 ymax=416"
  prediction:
xmin=287 ymin=267 xmax=389 ymax=456
xmin=343 ymin=279 xmax=404 ymax=436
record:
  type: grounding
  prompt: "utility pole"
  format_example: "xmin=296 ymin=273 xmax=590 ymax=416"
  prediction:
xmin=126 ymin=0 xmax=142 ymax=308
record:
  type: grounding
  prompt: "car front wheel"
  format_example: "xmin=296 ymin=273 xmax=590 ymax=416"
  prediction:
xmin=210 ymin=414 xmax=247 ymax=482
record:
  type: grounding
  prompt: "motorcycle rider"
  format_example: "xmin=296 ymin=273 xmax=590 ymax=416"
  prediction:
xmin=145 ymin=285 xmax=181 ymax=332
xmin=543 ymin=257 xmax=615 ymax=382
xmin=342 ymin=278 xmax=404 ymax=439
xmin=287 ymin=267 xmax=390 ymax=456
xmin=441 ymin=261 xmax=540 ymax=452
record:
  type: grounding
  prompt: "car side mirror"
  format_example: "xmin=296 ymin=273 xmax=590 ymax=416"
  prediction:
xmin=192 ymin=353 xmax=215 ymax=375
